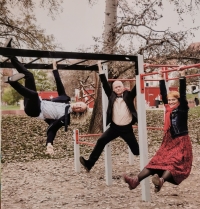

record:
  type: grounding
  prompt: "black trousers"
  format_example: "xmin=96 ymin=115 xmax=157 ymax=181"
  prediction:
xmin=88 ymin=122 xmax=139 ymax=167
xmin=51 ymin=70 xmax=69 ymax=101
xmin=9 ymin=57 xmax=68 ymax=145
xmin=9 ymin=57 xmax=41 ymax=117
xmin=45 ymin=117 xmax=65 ymax=145
xmin=44 ymin=70 xmax=69 ymax=145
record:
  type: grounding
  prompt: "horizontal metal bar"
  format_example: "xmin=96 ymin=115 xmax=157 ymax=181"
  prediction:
xmin=0 ymin=47 xmax=138 ymax=62
xmin=0 ymin=62 xmax=98 ymax=70
xmin=167 ymin=73 xmax=200 ymax=80
xmin=76 ymin=141 xmax=95 ymax=146
xmin=133 ymin=126 xmax=163 ymax=130
xmin=108 ymin=78 xmax=135 ymax=81
xmin=65 ymin=59 xmax=87 ymax=68
xmin=144 ymin=64 xmax=200 ymax=71
xmin=24 ymin=57 xmax=40 ymax=66
xmin=144 ymin=79 xmax=160 ymax=81
xmin=45 ymin=58 xmax=70 ymax=68
xmin=87 ymin=60 xmax=109 ymax=68
xmin=142 ymin=68 xmax=179 ymax=77
xmin=179 ymin=63 xmax=200 ymax=70
xmin=2 ymin=58 xmax=10 ymax=63
xmin=56 ymin=58 xmax=67 ymax=63
xmin=144 ymin=64 xmax=179 ymax=68
xmin=79 ymin=133 xmax=101 ymax=137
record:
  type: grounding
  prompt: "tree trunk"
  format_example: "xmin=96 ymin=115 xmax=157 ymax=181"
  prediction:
xmin=88 ymin=0 xmax=118 ymax=133
xmin=102 ymin=0 xmax=118 ymax=53
xmin=88 ymin=80 xmax=103 ymax=133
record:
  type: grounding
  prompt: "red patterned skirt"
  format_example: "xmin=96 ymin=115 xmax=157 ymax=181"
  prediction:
xmin=146 ymin=131 xmax=193 ymax=185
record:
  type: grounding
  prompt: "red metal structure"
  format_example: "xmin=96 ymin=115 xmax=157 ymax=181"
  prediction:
xmin=75 ymin=125 xmax=164 ymax=147
xmin=38 ymin=91 xmax=58 ymax=100
xmin=145 ymin=87 xmax=178 ymax=106
xmin=74 ymin=63 xmax=200 ymax=164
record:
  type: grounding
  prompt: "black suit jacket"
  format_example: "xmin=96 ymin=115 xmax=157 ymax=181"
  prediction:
xmin=160 ymin=77 xmax=189 ymax=138
xmin=99 ymin=73 xmax=137 ymax=126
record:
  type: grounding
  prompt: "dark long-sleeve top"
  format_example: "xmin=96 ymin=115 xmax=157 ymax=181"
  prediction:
xmin=160 ymin=77 xmax=189 ymax=138
xmin=99 ymin=73 xmax=137 ymax=126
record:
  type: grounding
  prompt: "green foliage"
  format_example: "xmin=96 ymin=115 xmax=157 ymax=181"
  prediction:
xmin=30 ymin=70 xmax=56 ymax=91
xmin=2 ymin=86 xmax=23 ymax=105
xmin=2 ymin=70 xmax=56 ymax=104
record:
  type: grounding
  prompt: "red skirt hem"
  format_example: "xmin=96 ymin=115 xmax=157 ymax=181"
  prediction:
xmin=145 ymin=132 xmax=193 ymax=185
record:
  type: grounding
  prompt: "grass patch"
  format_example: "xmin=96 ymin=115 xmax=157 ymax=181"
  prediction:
xmin=1 ymin=105 xmax=20 ymax=110
xmin=189 ymin=106 xmax=200 ymax=117
xmin=187 ymin=93 xmax=199 ymax=100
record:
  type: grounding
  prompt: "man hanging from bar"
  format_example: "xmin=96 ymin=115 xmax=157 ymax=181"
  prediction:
xmin=79 ymin=61 xmax=139 ymax=172
xmin=3 ymin=38 xmax=88 ymax=155
xmin=123 ymin=68 xmax=193 ymax=193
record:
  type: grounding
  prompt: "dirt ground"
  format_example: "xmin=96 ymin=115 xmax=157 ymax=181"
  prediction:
xmin=2 ymin=110 xmax=200 ymax=209
xmin=2 ymin=142 xmax=200 ymax=209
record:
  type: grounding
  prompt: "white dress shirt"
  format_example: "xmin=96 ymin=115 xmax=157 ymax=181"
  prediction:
xmin=112 ymin=97 xmax=132 ymax=126
xmin=37 ymin=100 xmax=71 ymax=120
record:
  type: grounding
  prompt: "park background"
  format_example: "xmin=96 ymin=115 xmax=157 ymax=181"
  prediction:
xmin=1 ymin=0 xmax=200 ymax=208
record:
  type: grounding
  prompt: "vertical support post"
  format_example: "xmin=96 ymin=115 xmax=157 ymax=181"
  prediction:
xmin=163 ymin=67 xmax=168 ymax=118
xmin=102 ymin=64 xmax=112 ymax=186
xmin=164 ymin=67 xmax=169 ymax=93
xmin=198 ymin=78 xmax=200 ymax=99
xmin=128 ymin=147 xmax=134 ymax=165
xmin=136 ymin=54 xmax=151 ymax=201
xmin=74 ymin=129 xmax=80 ymax=172
xmin=0 ymin=72 xmax=2 ymax=194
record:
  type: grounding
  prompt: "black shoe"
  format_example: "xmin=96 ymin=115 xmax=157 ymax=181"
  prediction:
xmin=79 ymin=156 xmax=92 ymax=172
xmin=4 ymin=73 xmax=25 ymax=83
xmin=4 ymin=38 xmax=13 ymax=48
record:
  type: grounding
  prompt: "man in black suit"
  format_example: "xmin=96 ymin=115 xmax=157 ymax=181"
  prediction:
xmin=80 ymin=61 xmax=139 ymax=172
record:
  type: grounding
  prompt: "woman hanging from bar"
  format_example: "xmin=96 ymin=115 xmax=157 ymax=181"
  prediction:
xmin=3 ymin=38 xmax=88 ymax=155
xmin=123 ymin=68 xmax=193 ymax=193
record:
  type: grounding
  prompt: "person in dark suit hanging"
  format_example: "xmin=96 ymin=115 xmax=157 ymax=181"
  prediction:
xmin=79 ymin=61 xmax=139 ymax=172
xmin=3 ymin=38 xmax=88 ymax=155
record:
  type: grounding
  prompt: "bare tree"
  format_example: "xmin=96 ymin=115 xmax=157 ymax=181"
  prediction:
xmin=88 ymin=0 xmax=200 ymax=132
xmin=0 ymin=0 xmax=63 ymax=50
xmin=88 ymin=0 xmax=118 ymax=133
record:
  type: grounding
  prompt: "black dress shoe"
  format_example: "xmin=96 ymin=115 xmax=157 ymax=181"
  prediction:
xmin=4 ymin=38 xmax=13 ymax=48
xmin=79 ymin=156 xmax=92 ymax=172
xmin=4 ymin=73 xmax=25 ymax=83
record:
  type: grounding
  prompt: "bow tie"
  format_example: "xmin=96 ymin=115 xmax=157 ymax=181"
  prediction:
xmin=117 ymin=95 xmax=123 ymax=98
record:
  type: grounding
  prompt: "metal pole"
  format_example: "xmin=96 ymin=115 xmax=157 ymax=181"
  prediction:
xmin=198 ymin=79 xmax=200 ymax=99
xmin=101 ymin=64 xmax=112 ymax=185
xmin=164 ymin=67 xmax=169 ymax=92
xmin=74 ymin=129 xmax=80 ymax=172
xmin=136 ymin=54 xmax=151 ymax=201
xmin=128 ymin=147 xmax=134 ymax=165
